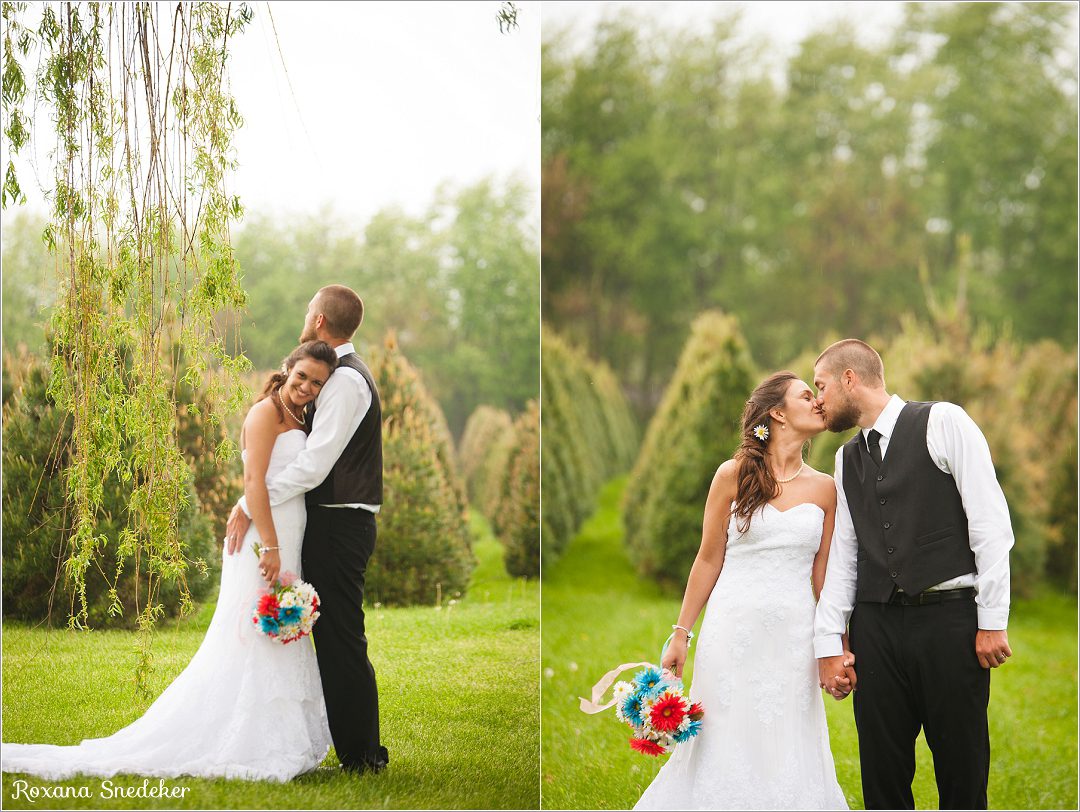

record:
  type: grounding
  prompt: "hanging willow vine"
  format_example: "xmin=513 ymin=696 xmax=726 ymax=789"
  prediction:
xmin=2 ymin=1 xmax=252 ymax=692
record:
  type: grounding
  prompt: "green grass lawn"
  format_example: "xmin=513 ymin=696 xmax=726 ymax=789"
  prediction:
xmin=542 ymin=476 xmax=1079 ymax=810
xmin=2 ymin=511 xmax=539 ymax=810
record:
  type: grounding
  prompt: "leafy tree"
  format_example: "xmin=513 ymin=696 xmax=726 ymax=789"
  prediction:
xmin=364 ymin=335 xmax=474 ymax=605
xmin=541 ymin=326 xmax=638 ymax=567
xmin=494 ymin=400 xmax=540 ymax=578
xmin=458 ymin=404 xmax=515 ymax=520
xmin=2 ymin=354 xmax=217 ymax=627
xmin=623 ymin=311 xmax=755 ymax=586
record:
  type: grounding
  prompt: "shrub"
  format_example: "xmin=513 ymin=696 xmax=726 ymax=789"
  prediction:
xmin=493 ymin=401 xmax=540 ymax=578
xmin=457 ymin=405 xmax=514 ymax=520
xmin=363 ymin=335 xmax=474 ymax=605
xmin=622 ymin=311 xmax=756 ymax=587
xmin=2 ymin=355 xmax=217 ymax=627
xmin=541 ymin=327 xmax=638 ymax=567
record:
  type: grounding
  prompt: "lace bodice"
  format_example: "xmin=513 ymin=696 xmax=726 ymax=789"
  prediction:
xmin=716 ymin=501 xmax=825 ymax=602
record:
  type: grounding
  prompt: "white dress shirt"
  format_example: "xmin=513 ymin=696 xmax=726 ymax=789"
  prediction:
xmin=813 ymin=395 xmax=1013 ymax=658
xmin=239 ymin=342 xmax=380 ymax=516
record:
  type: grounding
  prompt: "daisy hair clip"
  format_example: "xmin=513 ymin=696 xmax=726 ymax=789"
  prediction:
xmin=752 ymin=424 xmax=769 ymax=442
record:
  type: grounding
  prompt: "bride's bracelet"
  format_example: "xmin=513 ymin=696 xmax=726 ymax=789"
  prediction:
xmin=256 ymin=545 xmax=280 ymax=555
xmin=672 ymin=624 xmax=695 ymax=642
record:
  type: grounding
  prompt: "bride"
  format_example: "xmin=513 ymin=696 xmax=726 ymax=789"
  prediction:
xmin=2 ymin=340 xmax=339 ymax=783
xmin=634 ymin=372 xmax=853 ymax=811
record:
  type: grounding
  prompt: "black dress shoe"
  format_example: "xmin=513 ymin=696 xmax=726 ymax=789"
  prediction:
xmin=341 ymin=746 xmax=389 ymax=775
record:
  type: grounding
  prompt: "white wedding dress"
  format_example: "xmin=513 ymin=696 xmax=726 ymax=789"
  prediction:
xmin=1 ymin=430 xmax=332 ymax=783
xmin=635 ymin=502 xmax=848 ymax=811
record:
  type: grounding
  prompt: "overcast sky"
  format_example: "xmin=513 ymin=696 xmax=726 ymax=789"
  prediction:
xmin=543 ymin=1 xmax=906 ymax=59
xmin=4 ymin=0 xmax=541 ymax=227
xmin=4 ymin=1 xmax=1075 ymax=229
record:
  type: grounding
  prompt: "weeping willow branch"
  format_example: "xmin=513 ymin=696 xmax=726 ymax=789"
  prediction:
xmin=2 ymin=1 xmax=253 ymax=694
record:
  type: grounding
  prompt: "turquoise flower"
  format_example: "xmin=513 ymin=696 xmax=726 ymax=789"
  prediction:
xmin=277 ymin=605 xmax=302 ymax=625
xmin=258 ymin=615 xmax=280 ymax=635
xmin=622 ymin=691 xmax=647 ymax=727
xmin=633 ymin=666 xmax=667 ymax=698
xmin=673 ymin=719 xmax=702 ymax=743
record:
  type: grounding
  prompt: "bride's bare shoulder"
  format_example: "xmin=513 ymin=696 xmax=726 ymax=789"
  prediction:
xmin=804 ymin=466 xmax=837 ymax=508
xmin=710 ymin=459 xmax=739 ymax=495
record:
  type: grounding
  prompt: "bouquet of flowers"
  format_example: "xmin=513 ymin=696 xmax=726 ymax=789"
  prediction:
xmin=251 ymin=570 xmax=321 ymax=644
xmin=611 ymin=666 xmax=705 ymax=755
xmin=580 ymin=642 xmax=706 ymax=758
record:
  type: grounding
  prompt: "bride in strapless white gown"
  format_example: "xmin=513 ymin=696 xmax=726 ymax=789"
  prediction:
xmin=635 ymin=502 xmax=847 ymax=810
xmin=2 ymin=345 xmax=338 ymax=783
xmin=633 ymin=372 xmax=851 ymax=811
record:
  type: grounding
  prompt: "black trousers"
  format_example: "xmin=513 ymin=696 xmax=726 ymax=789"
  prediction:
xmin=850 ymin=598 xmax=990 ymax=810
xmin=301 ymin=506 xmax=388 ymax=770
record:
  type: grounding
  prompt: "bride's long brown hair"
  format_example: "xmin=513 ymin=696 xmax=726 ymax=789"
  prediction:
xmin=732 ymin=371 xmax=804 ymax=533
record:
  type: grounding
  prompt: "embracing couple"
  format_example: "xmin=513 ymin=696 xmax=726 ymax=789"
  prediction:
xmin=2 ymin=284 xmax=388 ymax=781
xmin=634 ymin=339 xmax=1013 ymax=811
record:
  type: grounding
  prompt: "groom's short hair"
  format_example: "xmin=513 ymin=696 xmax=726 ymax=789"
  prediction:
xmin=315 ymin=285 xmax=364 ymax=339
xmin=815 ymin=339 xmax=885 ymax=388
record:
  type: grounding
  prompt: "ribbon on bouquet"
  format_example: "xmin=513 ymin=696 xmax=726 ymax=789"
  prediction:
xmin=578 ymin=661 xmax=654 ymax=714
xmin=578 ymin=633 xmax=684 ymax=714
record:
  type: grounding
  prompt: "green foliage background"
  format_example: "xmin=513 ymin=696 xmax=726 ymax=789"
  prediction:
xmin=542 ymin=3 xmax=1078 ymax=417
xmin=622 ymin=310 xmax=756 ymax=585
xmin=2 ymin=354 xmax=218 ymax=627
xmin=540 ymin=327 xmax=639 ymax=570
xmin=492 ymin=400 xmax=541 ymax=578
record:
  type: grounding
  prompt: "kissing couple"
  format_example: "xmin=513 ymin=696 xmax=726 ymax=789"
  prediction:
xmin=633 ymin=338 xmax=1014 ymax=811
xmin=3 ymin=284 xmax=389 ymax=782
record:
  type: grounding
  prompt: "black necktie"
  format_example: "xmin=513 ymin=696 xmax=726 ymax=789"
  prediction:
xmin=867 ymin=429 xmax=883 ymax=467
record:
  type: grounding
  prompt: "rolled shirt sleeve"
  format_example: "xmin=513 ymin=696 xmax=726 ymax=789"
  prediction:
xmin=239 ymin=369 xmax=370 ymax=515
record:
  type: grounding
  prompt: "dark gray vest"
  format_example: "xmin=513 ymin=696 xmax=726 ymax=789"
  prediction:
xmin=306 ymin=353 xmax=383 ymax=507
xmin=842 ymin=401 xmax=975 ymax=601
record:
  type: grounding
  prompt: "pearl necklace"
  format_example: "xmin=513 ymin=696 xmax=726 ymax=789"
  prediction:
xmin=773 ymin=462 xmax=804 ymax=484
xmin=277 ymin=388 xmax=304 ymax=426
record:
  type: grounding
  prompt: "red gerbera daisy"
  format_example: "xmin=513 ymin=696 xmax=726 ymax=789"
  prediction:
xmin=630 ymin=737 xmax=666 ymax=756
xmin=649 ymin=693 xmax=688 ymax=732
xmin=688 ymin=701 xmax=705 ymax=721
xmin=257 ymin=593 xmax=280 ymax=615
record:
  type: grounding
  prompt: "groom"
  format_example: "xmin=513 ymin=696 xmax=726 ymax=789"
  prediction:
xmin=226 ymin=284 xmax=389 ymax=775
xmin=811 ymin=339 xmax=1013 ymax=810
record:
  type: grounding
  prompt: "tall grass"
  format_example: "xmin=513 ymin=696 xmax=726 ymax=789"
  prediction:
xmin=2 ymin=513 xmax=539 ymax=810
xmin=542 ymin=477 xmax=1079 ymax=810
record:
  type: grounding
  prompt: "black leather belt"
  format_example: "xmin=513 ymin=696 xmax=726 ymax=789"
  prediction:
xmin=888 ymin=586 xmax=976 ymax=606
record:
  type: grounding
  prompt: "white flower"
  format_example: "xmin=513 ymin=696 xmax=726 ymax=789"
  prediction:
xmin=752 ymin=423 xmax=769 ymax=442
xmin=612 ymin=681 xmax=634 ymax=704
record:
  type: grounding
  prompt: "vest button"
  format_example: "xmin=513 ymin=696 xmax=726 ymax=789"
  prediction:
xmin=883 ymin=521 xmax=891 ymax=529
xmin=887 ymin=546 xmax=895 ymax=554
xmin=879 ymin=497 xmax=887 ymax=504
xmin=890 ymin=571 xmax=898 ymax=578
xmin=877 ymin=474 xmax=884 ymax=481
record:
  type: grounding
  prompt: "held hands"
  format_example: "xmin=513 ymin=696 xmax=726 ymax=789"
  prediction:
xmin=975 ymin=629 xmax=1012 ymax=669
xmin=818 ymin=645 xmax=857 ymax=701
xmin=225 ymin=504 xmax=251 ymax=555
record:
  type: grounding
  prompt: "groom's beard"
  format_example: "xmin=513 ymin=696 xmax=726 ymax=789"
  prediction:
xmin=299 ymin=325 xmax=317 ymax=343
xmin=824 ymin=395 xmax=860 ymax=433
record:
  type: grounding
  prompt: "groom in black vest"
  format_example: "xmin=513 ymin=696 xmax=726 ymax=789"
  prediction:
xmin=811 ymin=339 xmax=1013 ymax=810
xmin=226 ymin=284 xmax=389 ymax=774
